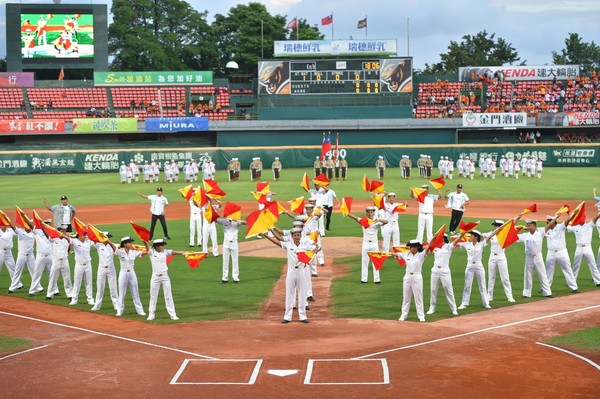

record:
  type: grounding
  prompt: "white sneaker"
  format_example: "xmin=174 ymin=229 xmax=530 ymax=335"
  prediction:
xmin=457 ymin=304 xmax=467 ymax=310
xmin=398 ymin=317 xmax=406 ymax=321
xmin=138 ymin=311 xmax=146 ymax=316
xmin=116 ymin=312 xmax=123 ymax=317
xmin=419 ymin=319 xmax=426 ymax=323
xmin=69 ymin=301 xmax=77 ymax=306
xmin=91 ymin=305 xmax=100 ymax=311
xmin=452 ymin=311 xmax=458 ymax=316
xmin=87 ymin=300 xmax=96 ymax=306
xmin=170 ymin=315 xmax=179 ymax=321
xmin=147 ymin=313 xmax=155 ymax=321
xmin=508 ymin=298 xmax=516 ymax=303
xmin=484 ymin=304 xmax=491 ymax=309
xmin=426 ymin=308 xmax=435 ymax=315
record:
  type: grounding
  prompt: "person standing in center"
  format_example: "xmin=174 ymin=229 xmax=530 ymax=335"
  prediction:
xmin=348 ymin=207 xmax=388 ymax=284
xmin=114 ymin=236 xmax=146 ymax=317
xmin=145 ymin=239 xmax=185 ymax=321
xmin=45 ymin=227 xmax=73 ymax=301
xmin=138 ymin=187 xmax=171 ymax=240
xmin=396 ymin=240 xmax=431 ymax=322
xmin=427 ymin=234 xmax=459 ymax=316
xmin=456 ymin=230 xmax=494 ymax=310
xmin=215 ymin=215 xmax=246 ymax=283
xmin=189 ymin=195 xmax=202 ymax=248
xmin=381 ymin=192 xmax=404 ymax=252
xmin=411 ymin=185 xmax=442 ymax=243
xmin=322 ymin=185 xmax=339 ymax=231
xmin=43 ymin=195 xmax=76 ymax=232
xmin=514 ymin=215 xmax=553 ymax=298
xmin=485 ymin=220 xmax=516 ymax=302
xmin=446 ymin=184 xmax=469 ymax=234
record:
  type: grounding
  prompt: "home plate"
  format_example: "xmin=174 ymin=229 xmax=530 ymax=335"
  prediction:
xmin=268 ymin=370 xmax=299 ymax=377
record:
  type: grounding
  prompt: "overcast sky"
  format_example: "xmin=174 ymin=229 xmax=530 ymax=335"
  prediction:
xmin=2 ymin=0 xmax=599 ymax=70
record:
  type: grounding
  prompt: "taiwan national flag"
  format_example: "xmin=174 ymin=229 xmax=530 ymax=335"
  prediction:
xmin=287 ymin=18 xmax=298 ymax=30
xmin=320 ymin=133 xmax=332 ymax=160
xmin=321 ymin=14 xmax=333 ymax=25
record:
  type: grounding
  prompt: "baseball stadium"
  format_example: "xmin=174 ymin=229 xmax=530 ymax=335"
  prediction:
xmin=0 ymin=2 xmax=599 ymax=398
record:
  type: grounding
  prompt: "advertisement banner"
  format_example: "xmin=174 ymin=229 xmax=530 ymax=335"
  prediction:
xmin=0 ymin=72 xmax=35 ymax=87
xmin=462 ymin=112 xmax=527 ymax=127
xmin=94 ymin=71 xmax=213 ymax=86
xmin=274 ymin=39 xmax=397 ymax=57
xmin=459 ymin=65 xmax=580 ymax=82
xmin=145 ymin=117 xmax=209 ymax=132
xmin=0 ymin=119 xmax=64 ymax=133
xmin=72 ymin=118 xmax=138 ymax=133
xmin=537 ymin=111 xmax=600 ymax=126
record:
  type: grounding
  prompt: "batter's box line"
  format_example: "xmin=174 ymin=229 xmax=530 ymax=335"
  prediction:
xmin=304 ymin=358 xmax=390 ymax=385
xmin=170 ymin=358 xmax=263 ymax=385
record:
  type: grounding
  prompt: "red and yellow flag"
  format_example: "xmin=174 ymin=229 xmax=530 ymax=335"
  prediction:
xmin=369 ymin=180 xmax=384 ymax=194
xmin=130 ymin=221 xmax=151 ymax=242
xmin=41 ymin=222 xmax=62 ymax=239
xmin=245 ymin=209 xmax=274 ymax=238
xmin=568 ymin=201 xmax=586 ymax=226
xmin=204 ymin=179 xmax=227 ymax=200
xmin=459 ymin=220 xmax=480 ymax=234
xmin=411 ymin=187 xmax=427 ymax=203
xmin=204 ymin=204 xmax=220 ymax=224
xmin=495 ymin=219 xmax=520 ymax=249
xmin=192 ymin=187 xmax=210 ymax=208
xmin=367 ymin=252 xmax=392 ymax=271
xmin=554 ymin=204 xmax=570 ymax=216
xmin=251 ymin=191 xmax=269 ymax=205
xmin=256 ymin=181 xmax=270 ymax=195
xmin=178 ymin=184 xmax=194 ymax=201
xmin=361 ymin=175 xmax=371 ymax=192
xmin=372 ymin=195 xmax=385 ymax=210
xmin=430 ymin=176 xmax=446 ymax=190
xmin=222 ymin=202 xmax=242 ymax=220
xmin=131 ymin=244 xmax=148 ymax=257
xmin=429 ymin=225 xmax=447 ymax=250
xmin=392 ymin=203 xmax=407 ymax=213
xmin=358 ymin=216 xmax=373 ymax=229
xmin=15 ymin=206 xmax=32 ymax=230
xmin=184 ymin=252 xmax=208 ymax=269
xmin=339 ymin=197 xmax=352 ymax=216
xmin=87 ymin=224 xmax=108 ymax=243
xmin=72 ymin=216 xmax=87 ymax=237
xmin=301 ymin=173 xmax=310 ymax=192
xmin=298 ymin=250 xmax=316 ymax=265
xmin=392 ymin=246 xmax=411 ymax=266
xmin=522 ymin=203 xmax=537 ymax=214
xmin=313 ymin=173 xmax=331 ymax=187
xmin=262 ymin=201 xmax=281 ymax=223
xmin=32 ymin=210 xmax=44 ymax=230
xmin=0 ymin=210 xmax=11 ymax=227
xmin=289 ymin=197 xmax=305 ymax=214
xmin=306 ymin=231 xmax=319 ymax=243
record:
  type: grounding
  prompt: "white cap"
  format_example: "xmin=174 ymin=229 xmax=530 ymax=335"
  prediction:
xmin=546 ymin=215 xmax=556 ymax=220
xmin=471 ymin=230 xmax=482 ymax=237
xmin=292 ymin=221 xmax=304 ymax=227
xmin=308 ymin=197 xmax=317 ymax=202
xmin=378 ymin=156 xmax=383 ymax=159
xmin=316 ymin=156 xmax=319 ymax=160
xmin=290 ymin=227 xmax=303 ymax=234
xmin=305 ymin=204 xmax=315 ymax=209
xmin=525 ymin=219 xmax=537 ymax=224
xmin=274 ymin=157 xmax=279 ymax=160
xmin=366 ymin=206 xmax=377 ymax=211
xmin=387 ymin=192 xmax=396 ymax=197
xmin=492 ymin=220 xmax=504 ymax=226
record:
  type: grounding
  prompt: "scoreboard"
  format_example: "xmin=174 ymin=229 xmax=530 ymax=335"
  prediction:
xmin=257 ymin=58 xmax=412 ymax=96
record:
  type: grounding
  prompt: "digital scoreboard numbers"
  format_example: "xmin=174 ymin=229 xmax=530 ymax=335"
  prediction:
xmin=290 ymin=59 xmax=382 ymax=95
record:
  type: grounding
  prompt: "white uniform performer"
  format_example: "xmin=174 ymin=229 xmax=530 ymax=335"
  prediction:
xmin=545 ymin=215 xmax=579 ymax=291
xmin=536 ymin=159 xmax=543 ymax=178
xmin=348 ymin=207 xmax=387 ymax=284
xmin=567 ymin=214 xmax=600 ymax=285
xmin=115 ymin=236 xmax=146 ymax=316
xmin=119 ymin=161 xmax=129 ymax=183
xmin=8 ymin=226 xmax=36 ymax=293
xmin=381 ymin=193 xmax=403 ymax=252
xmin=69 ymin=234 xmax=95 ymax=306
xmin=397 ymin=240 xmax=430 ymax=322
xmin=0 ymin=226 xmax=18 ymax=286
xmin=91 ymin=234 xmax=119 ymax=311
xmin=457 ymin=230 xmax=491 ymax=310
xmin=143 ymin=161 xmax=151 ymax=183
xmin=265 ymin=228 xmax=315 ymax=323
xmin=189 ymin=198 xmax=203 ymax=247
xmin=515 ymin=218 xmax=553 ymax=298
xmin=485 ymin=221 xmax=516 ymax=302
xmin=146 ymin=239 xmax=183 ymax=321
xmin=427 ymin=238 xmax=459 ymax=315
xmin=215 ymin=217 xmax=246 ymax=283
xmin=202 ymin=201 xmax=220 ymax=257
xmin=45 ymin=228 xmax=73 ymax=300
xmin=29 ymin=224 xmax=53 ymax=296
xmin=412 ymin=185 xmax=440 ymax=243
xmin=301 ymin=205 xmax=321 ymax=303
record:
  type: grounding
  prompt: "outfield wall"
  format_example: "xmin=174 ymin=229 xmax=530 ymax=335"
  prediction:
xmin=0 ymin=143 xmax=597 ymax=175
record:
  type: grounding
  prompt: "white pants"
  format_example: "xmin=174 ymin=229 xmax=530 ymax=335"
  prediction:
xmin=382 ymin=222 xmax=400 ymax=252
xmin=361 ymin=240 xmax=380 ymax=283
xmin=10 ymin=252 xmax=36 ymax=291
xmin=116 ymin=269 xmax=145 ymax=315
xmin=29 ymin=253 xmax=52 ymax=295
xmin=546 ymin=249 xmax=578 ymax=290
xmin=487 ymin=255 xmax=515 ymax=301
xmin=202 ymin=222 xmax=218 ymax=256
xmin=304 ymin=262 xmax=313 ymax=301
xmin=461 ymin=265 xmax=489 ymax=307
xmin=573 ymin=245 xmax=600 ymax=284
xmin=1 ymin=249 xmax=17 ymax=284
xmin=316 ymin=236 xmax=325 ymax=265
xmin=95 ymin=264 xmax=119 ymax=309
xmin=400 ymin=273 xmax=425 ymax=321
xmin=429 ymin=268 xmax=457 ymax=313
xmin=189 ymin=214 xmax=202 ymax=246
xmin=47 ymin=257 xmax=73 ymax=298
xmin=284 ymin=267 xmax=307 ymax=321
xmin=222 ymin=242 xmax=239 ymax=281
xmin=148 ymin=272 xmax=177 ymax=318
xmin=523 ymin=253 xmax=552 ymax=297
xmin=71 ymin=262 xmax=94 ymax=304
xmin=416 ymin=213 xmax=433 ymax=242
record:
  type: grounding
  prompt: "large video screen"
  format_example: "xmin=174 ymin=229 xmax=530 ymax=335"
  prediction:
xmin=20 ymin=13 xmax=94 ymax=59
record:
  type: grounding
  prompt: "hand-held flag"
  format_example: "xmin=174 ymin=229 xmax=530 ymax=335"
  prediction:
xmin=361 ymin=175 xmax=371 ymax=192
xmin=392 ymin=203 xmax=407 ymax=213
xmin=0 ymin=210 xmax=12 ymax=227
xmin=32 ymin=210 xmax=44 ymax=229
xmin=256 ymin=181 xmax=270 ymax=195
xmin=554 ymin=204 xmax=570 ymax=216
xmin=429 ymin=225 xmax=446 ymax=250
xmin=372 ymin=195 xmax=385 ymax=210
xmin=430 ymin=177 xmax=446 ymax=190
xmin=130 ymin=221 xmax=151 ymax=242
xmin=178 ymin=185 xmax=194 ymax=201
xmin=15 ymin=206 xmax=32 ymax=230
xmin=203 ymin=179 xmax=226 ymax=200
xmin=313 ymin=173 xmax=331 ymax=187
xmin=339 ymin=197 xmax=352 ymax=216
xmin=411 ymin=187 xmax=427 ymax=203
xmin=245 ymin=210 xmax=274 ymax=238
xmin=72 ymin=217 xmax=87 ymax=237
xmin=568 ymin=201 xmax=586 ymax=226
xmin=289 ymin=197 xmax=305 ymax=214
xmin=459 ymin=221 xmax=480 ymax=234
xmin=369 ymin=180 xmax=384 ymax=194
xmin=495 ymin=219 xmax=520 ymax=249
xmin=301 ymin=173 xmax=310 ymax=192
xmin=184 ymin=252 xmax=208 ymax=269
xmin=204 ymin=204 xmax=220 ymax=223
xmin=87 ymin=224 xmax=108 ymax=243
xmin=297 ymin=250 xmax=316 ymax=265
xmin=41 ymin=222 xmax=62 ymax=239
xmin=358 ymin=216 xmax=373 ymax=229
xmin=222 ymin=202 xmax=242 ymax=220
xmin=522 ymin=203 xmax=537 ymax=214
xmin=367 ymin=252 xmax=392 ymax=271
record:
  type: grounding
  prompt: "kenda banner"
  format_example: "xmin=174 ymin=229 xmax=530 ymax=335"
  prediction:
xmin=462 ymin=112 xmax=527 ymax=128
xmin=0 ymin=72 xmax=35 ymax=87
xmin=459 ymin=65 xmax=580 ymax=82
xmin=0 ymin=119 xmax=65 ymax=133
xmin=93 ymin=71 xmax=213 ymax=86
xmin=72 ymin=117 xmax=138 ymax=133
xmin=537 ymin=111 xmax=600 ymax=127
xmin=145 ymin=117 xmax=209 ymax=132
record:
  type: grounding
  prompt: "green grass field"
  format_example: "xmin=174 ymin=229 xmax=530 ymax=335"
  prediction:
xmin=548 ymin=326 xmax=600 ymax=351
xmin=0 ymin=336 xmax=31 ymax=352
xmin=0 ymin=167 xmax=599 ymax=323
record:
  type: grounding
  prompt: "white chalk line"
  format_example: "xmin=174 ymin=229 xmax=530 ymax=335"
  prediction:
xmin=0 ymin=310 xmax=217 ymax=360
xmin=353 ymin=304 xmax=600 ymax=360
xmin=0 ymin=345 xmax=49 ymax=361
xmin=536 ymin=342 xmax=600 ymax=372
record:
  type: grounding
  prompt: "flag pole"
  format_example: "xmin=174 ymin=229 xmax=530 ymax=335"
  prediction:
xmin=365 ymin=15 xmax=368 ymax=39
xmin=261 ymin=19 xmax=264 ymax=59
xmin=331 ymin=12 xmax=334 ymax=40
xmin=296 ymin=17 xmax=299 ymax=40
xmin=406 ymin=17 xmax=410 ymax=56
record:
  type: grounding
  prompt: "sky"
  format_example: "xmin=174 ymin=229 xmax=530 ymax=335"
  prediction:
xmin=2 ymin=0 xmax=599 ymax=71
